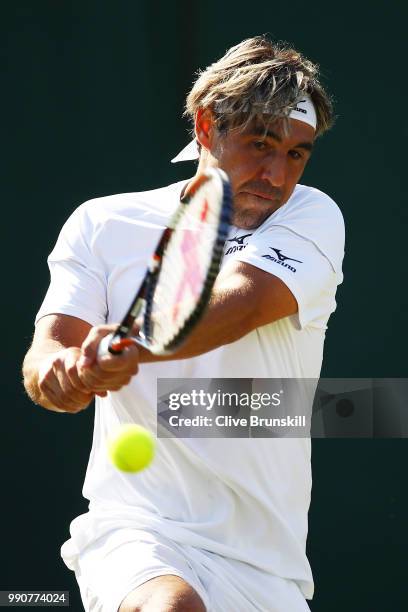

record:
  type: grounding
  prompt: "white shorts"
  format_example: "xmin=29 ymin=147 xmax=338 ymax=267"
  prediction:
xmin=73 ymin=528 xmax=310 ymax=612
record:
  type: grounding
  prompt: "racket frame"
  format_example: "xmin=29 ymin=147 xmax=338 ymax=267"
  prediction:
xmin=102 ymin=168 xmax=232 ymax=356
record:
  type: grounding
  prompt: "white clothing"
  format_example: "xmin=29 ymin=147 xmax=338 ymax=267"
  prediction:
xmin=36 ymin=179 xmax=344 ymax=607
xmin=76 ymin=528 xmax=311 ymax=612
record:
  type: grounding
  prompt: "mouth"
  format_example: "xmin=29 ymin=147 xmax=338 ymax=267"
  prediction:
xmin=240 ymin=190 xmax=281 ymax=203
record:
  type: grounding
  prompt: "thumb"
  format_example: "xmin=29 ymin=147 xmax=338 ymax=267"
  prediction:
xmin=78 ymin=324 xmax=117 ymax=367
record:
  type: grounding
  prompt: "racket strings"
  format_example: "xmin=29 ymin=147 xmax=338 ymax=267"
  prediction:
xmin=147 ymin=179 xmax=228 ymax=348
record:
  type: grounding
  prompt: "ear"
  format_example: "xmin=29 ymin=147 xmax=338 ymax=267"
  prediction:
xmin=194 ymin=108 xmax=216 ymax=150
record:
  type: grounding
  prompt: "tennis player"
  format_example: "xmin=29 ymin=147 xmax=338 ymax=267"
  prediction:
xmin=23 ymin=36 xmax=344 ymax=612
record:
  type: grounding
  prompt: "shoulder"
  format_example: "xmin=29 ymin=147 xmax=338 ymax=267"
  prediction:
xmin=273 ymin=184 xmax=344 ymax=227
xmin=257 ymin=184 xmax=345 ymax=274
xmin=52 ymin=180 xmax=188 ymax=258
xmin=73 ymin=180 xmax=187 ymax=232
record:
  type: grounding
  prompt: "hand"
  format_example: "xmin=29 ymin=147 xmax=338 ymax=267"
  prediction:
xmin=77 ymin=324 xmax=139 ymax=393
xmin=37 ymin=347 xmax=98 ymax=413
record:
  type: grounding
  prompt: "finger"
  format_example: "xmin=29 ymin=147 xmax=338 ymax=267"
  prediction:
xmin=109 ymin=337 xmax=137 ymax=353
xmin=53 ymin=368 xmax=95 ymax=407
xmin=77 ymin=362 xmax=133 ymax=391
xmin=64 ymin=348 xmax=95 ymax=393
xmin=97 ymin=343 xmax=139 ymax=374
xmin=52 ymin=357 xmax=95 ymax=405
xmin=38 ymin=359 xmax=78 ymax=408
xmin=40 ymin=378 xmax=91 ymax=413
xmin=79 ymin=324 xmax=117 ymax=368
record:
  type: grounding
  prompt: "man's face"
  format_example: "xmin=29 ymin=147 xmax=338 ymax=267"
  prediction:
xmin=209 ymin=118 xmax=315 ymax=229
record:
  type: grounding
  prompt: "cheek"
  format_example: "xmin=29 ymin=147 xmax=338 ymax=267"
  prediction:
xmin=281 ymin=164 xmax=306 ymax=201
xmin=219 ymin=152 xmax=257 ymax=189
xmin=287 ymin=160 xmax=307 ymax=184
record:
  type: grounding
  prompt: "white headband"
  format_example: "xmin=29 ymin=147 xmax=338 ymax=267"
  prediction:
xmin=287 ymin=95 xmax=317 ymax=129
xmin=171 ymin=95 xmax=317 ymax=163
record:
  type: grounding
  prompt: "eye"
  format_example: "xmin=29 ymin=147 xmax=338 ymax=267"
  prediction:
xmin=253 ymin=140 xmax=267 ymax=151
xmin=289 ymin=150 xmax=303 ymax=160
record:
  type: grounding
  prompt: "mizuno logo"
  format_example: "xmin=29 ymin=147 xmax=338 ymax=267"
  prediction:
xmin=227 ymin=233 xmax=253 ymax=245
xmin=293 ymin=100 xmax=307 ymax=114
xmin=225 ymin=233 xmax=252 ymax=256
xmin=262 ymin=248 xmax=303 ymax=273
xmin=269 ymin=248 xmax=302 ymax=264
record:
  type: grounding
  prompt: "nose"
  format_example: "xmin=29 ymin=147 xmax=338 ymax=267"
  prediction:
xmin=260 ymin=153 xmax=286 ymax=188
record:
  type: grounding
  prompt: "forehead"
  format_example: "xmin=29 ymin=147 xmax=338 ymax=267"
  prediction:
xmin=237 ymin=116 xmax=315 ymax=143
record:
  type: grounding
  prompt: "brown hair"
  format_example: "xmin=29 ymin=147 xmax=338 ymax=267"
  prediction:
xmin=185 ymin=35 xmax=334 ymax=138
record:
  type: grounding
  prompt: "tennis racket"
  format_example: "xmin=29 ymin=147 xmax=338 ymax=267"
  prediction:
xmin=98 ymin=167 xmax=232 ymax=357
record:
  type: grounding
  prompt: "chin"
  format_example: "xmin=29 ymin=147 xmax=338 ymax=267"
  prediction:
xmin=232 ymin=199 xmax=278 ymax=229
xmin=232 ymin=209 xmax=271 ymax=230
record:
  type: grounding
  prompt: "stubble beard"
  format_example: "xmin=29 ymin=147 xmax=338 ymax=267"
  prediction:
xmin=231 ymin=208 xmax=274 ymax=229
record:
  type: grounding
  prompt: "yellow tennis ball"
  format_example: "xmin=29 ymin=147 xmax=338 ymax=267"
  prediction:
xmin=108 ymin=424 xmax=155 ymax=473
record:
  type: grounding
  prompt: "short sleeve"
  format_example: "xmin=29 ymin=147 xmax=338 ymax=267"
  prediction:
xmin=235 ymin=225 xmax=340 ymax=330
xmin=35 ymin=203 xmax=108 ymax=327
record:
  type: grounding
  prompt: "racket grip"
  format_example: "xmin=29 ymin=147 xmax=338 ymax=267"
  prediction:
xmin=97 ymin=333 xmax=137 ymax=358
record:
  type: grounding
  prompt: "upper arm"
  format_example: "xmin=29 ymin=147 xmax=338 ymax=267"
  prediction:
xmin=35 ymin=204 xmax=108 ymax=329
xmin=232 ymin=225 xmax=339 ymax=330
xmin=214 ymin=260 xmax=298 ymax=331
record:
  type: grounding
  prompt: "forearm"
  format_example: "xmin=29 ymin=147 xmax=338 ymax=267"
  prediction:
xmin=139 ymin=271 xmax=257 ymax=363
xmin=22 ymin=340 xmax=66 ymax=408
xmin=138 ymin=262 xmax=297 ymax=364
xmin=24 ymin=315 xmax=141 ymax=413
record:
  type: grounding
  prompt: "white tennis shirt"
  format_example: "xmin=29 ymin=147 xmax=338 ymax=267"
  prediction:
xmin=36 ymin=179 xmax=344 ymax=599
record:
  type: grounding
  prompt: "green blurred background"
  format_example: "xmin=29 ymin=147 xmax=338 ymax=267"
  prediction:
xmin=2 ymin=1 xmax=407 ymax=610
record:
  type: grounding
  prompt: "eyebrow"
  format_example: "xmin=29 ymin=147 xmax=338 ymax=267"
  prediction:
xmin=250 ymin=126 xmax=314 ymax=152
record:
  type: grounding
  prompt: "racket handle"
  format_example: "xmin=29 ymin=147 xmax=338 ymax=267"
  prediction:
xmin=97 ymin=332 xmax=138 ymax=358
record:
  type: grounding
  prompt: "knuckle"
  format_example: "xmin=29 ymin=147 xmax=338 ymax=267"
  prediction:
xmin=66 ymin=363 xmax=78 ymax=378
xmin=77 ymin=370 xmax=92 ymax=385
xmin=55 ymin=352 xmax=67 ymax=366
xmin=88 ymin=325 xmax=108 ymax=343
xmin=38 ymin=374 xmax=54 ymax=393
xmin=65 ymin=346 xmax=80 ymax=361
xmin=76 ymin=367 xmax=86 ymax=379
xmin=38 ymin=377 xmax=47 ymax=392
xmin=52 ymin=358 xmax=63 ymax=372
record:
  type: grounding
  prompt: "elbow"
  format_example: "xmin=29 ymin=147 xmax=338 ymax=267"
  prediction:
xmin=22 ymin=360 xmax=38 ymax=405
xmin=22 ymin=351 xmax=43 ymax=407
xmin=219 ymin=309 xmax=258 ymax=347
